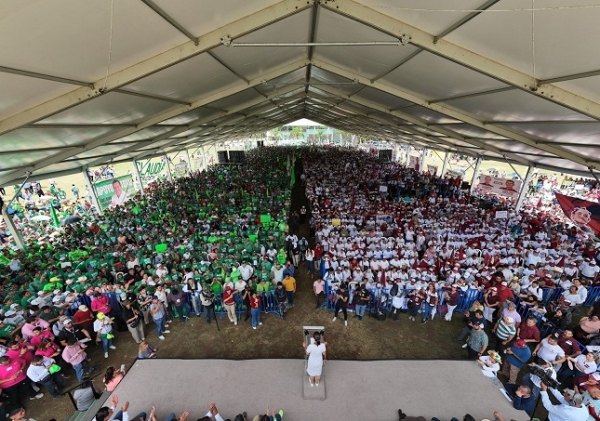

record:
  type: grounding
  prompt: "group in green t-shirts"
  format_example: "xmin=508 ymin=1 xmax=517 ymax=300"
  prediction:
xmin=0 ymin=148 xmax=298 ymax=326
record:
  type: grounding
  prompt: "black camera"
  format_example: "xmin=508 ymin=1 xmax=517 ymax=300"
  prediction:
xmin=529 ymin=364 xmax=560 ymax=389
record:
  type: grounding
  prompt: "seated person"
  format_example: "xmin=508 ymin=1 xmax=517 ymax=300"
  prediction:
xmin=503 ymin=384 xmax=535 ymax=417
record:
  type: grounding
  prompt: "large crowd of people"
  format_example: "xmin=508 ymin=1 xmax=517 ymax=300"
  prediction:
xmin=2 ymin=145 xmax=600 ymax=420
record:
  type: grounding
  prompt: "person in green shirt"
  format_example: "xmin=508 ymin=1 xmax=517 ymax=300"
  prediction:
xmin=0 ymin=321 xmax=17 ymax=343
xmin=38 ymin=305 xmax=62 ymax=324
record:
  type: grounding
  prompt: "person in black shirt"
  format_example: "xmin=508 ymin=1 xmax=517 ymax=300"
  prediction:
xmin=275 ymin=282 xmax=287 ymax=318
xmin=58 ymin=319 xmax=92 ymax=346
xmin=456 ymin=310 xmax=486 ymax=342
xmin=332 ymin=283 xmax=349 ymax=326
xmin=354 ymin=284 xmax=371 ymax=321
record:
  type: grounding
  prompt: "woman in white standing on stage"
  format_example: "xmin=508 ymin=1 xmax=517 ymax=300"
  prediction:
xmin=303 ymin=333 xmax=327 ymax=387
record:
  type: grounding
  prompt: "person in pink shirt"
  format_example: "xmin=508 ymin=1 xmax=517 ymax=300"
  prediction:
xmin=29 ymin=327 xmax=55 ymax=348
xmin=5 ymin=341 xmax=35 ymax=365
xmin=0 ymin=356 xmax=43 ymax=407
xmin=35 ymin=339 xmax=62 ymax=360
xmin=91 ymin=293 xmax=111 ymax=316
xmin=62 ymin=338 xmax=91 ymax=383
xmin=20 ymin=316 xmax=50 ymax=340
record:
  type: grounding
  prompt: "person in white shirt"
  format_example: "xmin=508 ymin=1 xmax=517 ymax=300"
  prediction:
xmin=533 ymin=336 xmax=566 ymax=365
xmin=539 ymin=383 xmax=588 ymax=421
xmin=238 ymin=263 xmax=254 ymax=281
xmin=26 ymin=355 xmax=64 ymax=397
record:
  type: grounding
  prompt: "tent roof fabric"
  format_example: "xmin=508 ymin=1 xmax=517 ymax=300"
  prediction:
xmin=2 ymin=0 xmax=600 ymax=185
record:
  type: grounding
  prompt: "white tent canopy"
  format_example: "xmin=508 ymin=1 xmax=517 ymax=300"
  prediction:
xmin=1 ymin=0 xmax=600 ymax=186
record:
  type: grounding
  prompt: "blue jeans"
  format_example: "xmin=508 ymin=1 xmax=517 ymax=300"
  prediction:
xmin=286 ymin=291 xmax=295 ymax=305
xmin=73 ymin=360 xmax=90 ymax=384
xmin=100 ymin=336 xmax=113 ymax=352
xmin=306 ymin=260 xmax=314 ymax=274
xmin=251 ymin=308 xmax=261 ymax=327
xmin=355 ymin=304 xmax=367 ymax=318
xmin=422 ymin=303 xmax=434 ymax=321
xmin=153 ymin=315 xmax=166 ymax=336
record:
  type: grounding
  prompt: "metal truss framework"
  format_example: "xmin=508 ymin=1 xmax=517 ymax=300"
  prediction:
xmin=2 ymin=0 xmax=600 ymax=185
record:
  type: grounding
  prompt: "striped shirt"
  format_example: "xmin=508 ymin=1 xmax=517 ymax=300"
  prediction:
xmin=496 ymin=320 xmax=517 ymax=341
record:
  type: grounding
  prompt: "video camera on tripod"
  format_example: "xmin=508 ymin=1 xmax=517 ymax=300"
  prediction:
xmin=529 ymin=364 xmax=560 ymax=389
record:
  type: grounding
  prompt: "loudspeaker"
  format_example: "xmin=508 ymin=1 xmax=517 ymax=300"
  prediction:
xmin=257 ymin=141 xmax=264 ymax=147
xmin=228 ymin=150 xmax=246 ymax=164
xmin=378 ymin=149 xmax=392 ymax=162
xmin=461 ymin=181 xmax=471 ymax=190
xmin=217 ymin=151 xmax=229 ymax=164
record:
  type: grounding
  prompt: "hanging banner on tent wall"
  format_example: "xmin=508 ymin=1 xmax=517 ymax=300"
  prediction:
xmin=555 ymin=193 xmax=600 ymax=237
xmin=408 ymin=155 xmax=419 ymax=168
xmin=446 ymin=170 xmax=464 ymax=180
xmin=94 ymin=175 xmax=136 ymax=210
xmin=174 ymin=162 xmax=188 ymax=177
xmin=427 ymin=165 xmax=438 ymax=175
xmin=136 ymin=160 xmax=167 ymax=185
xmin=477 ymin=175 xmax=522 ymax=199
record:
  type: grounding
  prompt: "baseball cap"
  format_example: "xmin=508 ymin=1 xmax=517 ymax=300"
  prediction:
xmin=513 ymin=339 xmax=527 ymax=348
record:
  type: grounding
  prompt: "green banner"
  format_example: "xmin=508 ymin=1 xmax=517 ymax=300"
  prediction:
xmin=94 ymin=175 xmax=136 ymax=210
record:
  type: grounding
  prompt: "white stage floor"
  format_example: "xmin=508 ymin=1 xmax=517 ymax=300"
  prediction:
xmin=104 ymin=359 xmax=528 ymax=421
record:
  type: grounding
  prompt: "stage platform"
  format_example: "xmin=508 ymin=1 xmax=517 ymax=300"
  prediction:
xmin=102 ymin=359 xmax=527 ymax=421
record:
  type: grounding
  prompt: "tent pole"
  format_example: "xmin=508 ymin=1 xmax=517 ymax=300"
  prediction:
xmin=469 ymin=157 xmax=482 ymax=194
xmin=440 ymin=151 xmax=450 ymax=177
xmin=2 ymin=208 xmax=25 ymax=251
xmin=132 ymin=159 xmax=145 ymax=197
xmin=82 ymin=167 xmax=103 ymax=216
xmin=516 ymin=166 xmax=535 ymax=211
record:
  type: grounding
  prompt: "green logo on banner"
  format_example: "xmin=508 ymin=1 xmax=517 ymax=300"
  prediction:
xmin=138 ymin=161 xmax=166 ymax=176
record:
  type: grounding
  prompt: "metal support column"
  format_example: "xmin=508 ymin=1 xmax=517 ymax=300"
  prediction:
xmin=132 ymin=159 xmax=145 ymax=197
xmin=82 ymin=168 xmax=103 ymax=215
xmin=469 ymin=157 xmax=482 ymax=194
xmin=185 ymin=149 xmax=192 ymax=173
xmin=440 ymin=151 xmax=450 ymax=177
xmin=202 ymin=146 xmax=207 ymax=171
xmin=2 ymin=208 xmax=25 ymax=251
xmin=164 ymin=155 xmax=173 ymax=182
xmin=515 ymin=166 xmax=534 ymax=212
xmin=420 ymin=147 xmax=427 ymax=173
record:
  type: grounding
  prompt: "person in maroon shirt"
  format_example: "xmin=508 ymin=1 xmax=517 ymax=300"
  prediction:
xmin=556 ymin=329 xmax=582 ymax=359
xmin=517 ymin=317 xmax=541 ymax=344
xmin=497 ymin=281 xmax=515 ymax=304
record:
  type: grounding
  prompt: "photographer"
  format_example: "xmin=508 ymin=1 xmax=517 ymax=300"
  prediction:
xmin=200 ymin=284 xmax=215 ymax=325
xmin=540 ymin=382 xmax=588 ymax=420
xmin=331 ymin=283 xmax=349 ymax=327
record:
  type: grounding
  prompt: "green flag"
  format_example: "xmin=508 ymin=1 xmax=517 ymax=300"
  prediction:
xmin=290 ymin=166 xmax=296 ymax=187
xmin=49 ymin=206 xmax=60 ymax=227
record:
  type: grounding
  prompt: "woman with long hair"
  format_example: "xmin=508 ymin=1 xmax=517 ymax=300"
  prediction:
xmin=103 ymin=365 xmax=125 ymax=392
xmin=303 ymin=332 xmax=326 ymax=387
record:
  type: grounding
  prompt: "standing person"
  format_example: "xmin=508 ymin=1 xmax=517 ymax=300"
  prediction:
xmin=168 ymin=288 xmax=190 ymax=322
xmin=136 ymin=287 xmax=153 ymax=327
xmin=71 ymin=184 xmax=80 ymax=200
xmin=421 ymin=284 xmax=438 ymax=324
xmin=500 ymin=339 xmax=532 ymax=384
xmin=222 ymin=286 xmax=237 ymax=325
xmin=354 ymin=284 xmax=370 ymax=321
xmin=539 ymin=382 xmax=588 ymax=420
xmin=305 ymin=248 xmax=315 ymax=276
xmin=283 ymin=274 xmax=297 ymax=307
xmin=26 ymin=355 xmax=64 ymax=398
xmin=303 ymin=333 xmax=326 ymax=387
xmin=149 ymin=295 xmax=170 ymax=340
xmin=122 ymin=300 xmax=144 ymax=344
xmin=492 ymin=316 xmax=516 ymax=355
xmin=0 ymin=356 xmax=44 ymax=407
xmin=465 ymin=322 xmax=488 ymax=360
xmin=200 ymin=284 xmax=216 ymax=325
xmin=444 ymin=285 xmax=460 ymax=322
xmin=313 ymin=277 xmax=325 ymax=309
xmin=274 ymin=282 xmax=288 ymax=318
xmin=62 ymin=338 xmax=91 ymax=383
xmin=250 ymin=291 xmax=262 ymax=330
xmin=93 ymin=313 xmax=116 ymax=359
xmin=332 ymin=283 xmax=349 ymax=327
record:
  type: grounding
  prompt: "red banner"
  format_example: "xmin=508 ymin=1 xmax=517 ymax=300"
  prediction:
xmin=555 ymin=192 xmax=600 ymax=237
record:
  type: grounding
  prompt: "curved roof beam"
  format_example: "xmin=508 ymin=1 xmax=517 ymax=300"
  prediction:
xmin=0 ymin=0 xmax=313 ymax=137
